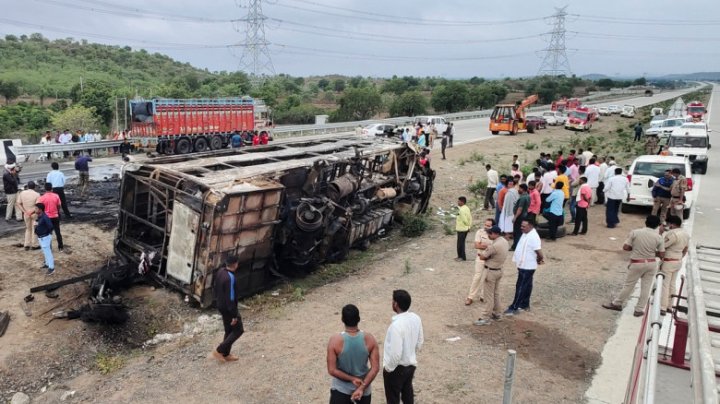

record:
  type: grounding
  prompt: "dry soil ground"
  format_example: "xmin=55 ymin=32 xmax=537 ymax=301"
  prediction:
xmin=0 ymin=114 xmax=652 ymax=403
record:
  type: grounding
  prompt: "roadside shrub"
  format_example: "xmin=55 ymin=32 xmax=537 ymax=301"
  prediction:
xmin=400 ymin=213 xmax=429 ymax=237
xmin=523 ymin=140 xmax=537 ymax=150
xmin=468 ymin=179 xmax=487 ymax=196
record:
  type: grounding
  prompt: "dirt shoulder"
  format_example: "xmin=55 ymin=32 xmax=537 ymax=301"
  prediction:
xmin=1 ymin=115 xmax=648 ymax=403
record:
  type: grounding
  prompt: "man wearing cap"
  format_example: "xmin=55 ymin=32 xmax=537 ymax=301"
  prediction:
xmin=466 ymin=218 xmax=495 ymax=306
xmin=668 ymin=168 xmax=688 ymax=221
xmin=603 ymin=215 xmax=665 ymax=317
xmin=3 ymin=163 xmax=22 ymax=222
xmin=34 ymin=202 xmax=55 ymax=275
xmin=16 ymin=181 xmax=41 ymax=250
xmin=473 ymin=225 xmax=510 ymax=325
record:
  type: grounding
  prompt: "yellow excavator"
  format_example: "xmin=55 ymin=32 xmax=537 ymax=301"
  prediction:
xmin=489 ymin=94 xmax=539 ymax=135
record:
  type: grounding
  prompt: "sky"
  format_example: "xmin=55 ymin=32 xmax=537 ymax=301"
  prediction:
xmin=1 ymin=0 xmax=719 ymax=78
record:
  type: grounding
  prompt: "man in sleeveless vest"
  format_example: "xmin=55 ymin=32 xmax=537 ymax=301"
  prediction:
xmin=326 ymin=304 xmax=380 ymax=403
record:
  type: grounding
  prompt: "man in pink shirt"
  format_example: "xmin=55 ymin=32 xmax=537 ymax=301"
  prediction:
xmin=37 ymin=182 xmax=64 ymax=252
xmin=527 ymin=180 xmax=542 ymax=224
xmin=570 ymin=176 xmax=592 ymax=235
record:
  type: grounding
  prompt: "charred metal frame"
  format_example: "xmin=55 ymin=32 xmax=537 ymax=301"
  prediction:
xmin=116 ymin=135 xmax=434 ymax=307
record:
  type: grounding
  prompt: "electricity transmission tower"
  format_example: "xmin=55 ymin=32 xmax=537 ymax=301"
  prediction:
xmin=537 ymin=6 xmax=572 ymax=76
xmin=238 ymin=0 xmax=275 ymax=84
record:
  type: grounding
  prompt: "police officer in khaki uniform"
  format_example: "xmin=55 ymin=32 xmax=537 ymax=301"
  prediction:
xmin=603 ymin=215 xmax=665 ymax=317
xmin=645 ymin=134 xmax=659 ymax=155
xmin=659 ymin=215 xmax=690 ymax=315
xmin=668 ymin=168 xmax=688 ymax=220
xmin=473 ymin=226 xmax=510 ymax=325
xmin=466 ymin=218 xmax=494 ymax=306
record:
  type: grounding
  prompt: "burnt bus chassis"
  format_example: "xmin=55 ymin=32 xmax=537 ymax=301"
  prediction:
xmin=116 ymin=135 xmax=435 ymax=307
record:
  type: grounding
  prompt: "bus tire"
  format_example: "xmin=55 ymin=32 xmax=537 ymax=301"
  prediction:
xmin=210 ymin=135 xmax=224 ymax=150
xmin=193 ymin=136 xmax=208 ymax=153
xmin=175 ymin=137 xmax=192 ymax=154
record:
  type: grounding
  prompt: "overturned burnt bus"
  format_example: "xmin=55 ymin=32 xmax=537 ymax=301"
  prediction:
xmin=116 ymin=135 xmax=435 ymax=307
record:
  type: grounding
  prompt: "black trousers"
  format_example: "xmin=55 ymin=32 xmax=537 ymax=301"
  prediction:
xmin=53 ymin=187 xmax=72 ymax=218
xmin=329 ymin=389 xmax=371 ymax=404
xmin=543 ymin=212 xmax=563 ymax=240
xmin=50 ymin=217 xmax=63 ymax=249
xmin=217 ymin=311 xmax=244 ymax=356
xmin=456 ymin=231 xmax=468 ymax=260
xmin=596 ymin=182 xmax=605 ymax=205
xmin=573 ymin=206 xmax=588 ymax=235
xmin=484 ymin=187 xmax=495 ymax=209
xmin=383 ymin=365 xmax=416 ymax=404
xmin=441 ymin=137 xmax=447 ymax=159
xmin=511 ymin=215 xmax=525 ymax=249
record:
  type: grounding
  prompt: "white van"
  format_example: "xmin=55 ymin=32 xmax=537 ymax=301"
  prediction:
xmin=667 ymin=123 xmax=711 ymax=174
xmin=413 ymin=116 xmax=448 ymax=134
xmin=623 ymin=155 xmax=693 ymax=219
xmin=645 ymin=118 xmax=686 ymax=138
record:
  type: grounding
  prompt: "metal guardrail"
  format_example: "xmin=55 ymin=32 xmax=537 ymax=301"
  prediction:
xmin=11 ymin=140 xmax=124 ymax=155
xmin=643 ymin=272 xmax=665 ymax=404
xmin=688 ymin=244 xmax=720 ymax=404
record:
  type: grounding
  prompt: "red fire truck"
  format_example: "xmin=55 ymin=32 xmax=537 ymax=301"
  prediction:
xmin=686 ymin=101 xmax=707 ymax=122
xmin=129 ymin=97 xmax=260 ymax=154
xmin=551 ymin=97 xmax=581 ymax=112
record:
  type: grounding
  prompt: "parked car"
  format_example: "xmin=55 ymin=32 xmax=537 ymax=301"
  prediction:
xmin=525 ymin=116 xmax=547 ymax=129
xmin=413 ymin=116 xmax=449 ymax=134
xmin=645 ymin=118 xmax=687 ymax=139
xmin=598 ymin=106 xmax=611 ymax=116
xmin=607 ymin=105 xmax=621 ymax=114
xmin=667 ymin=123 xmax=712 ymax=174
xmin=620 ymin=105 xmax=636 ymax=118
xmin=362 ymin=123 xmax=397 ymax=137
xmin=542 ymin=111 xmax=566 ymax=126
xmin=623 ymin=155 xmax=693 ymax=219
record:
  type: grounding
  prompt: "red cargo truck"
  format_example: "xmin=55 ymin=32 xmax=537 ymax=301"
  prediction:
xmin=551 ymin=97 xmax=581 ymax=112
xmin=129 ymin=97 xmax=258 ymax=154
xmin=686 ymin=101 xmax=706 ymax=122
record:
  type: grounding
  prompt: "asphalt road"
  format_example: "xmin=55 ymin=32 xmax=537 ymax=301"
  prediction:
xmin=689 ymin=83 xmax=718 ymax=241
xmin=449 ymin=85 xmax=706 ymax=146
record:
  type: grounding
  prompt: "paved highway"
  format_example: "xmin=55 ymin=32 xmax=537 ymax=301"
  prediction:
xmin=449 ymin=85 xmax=706 ymax=146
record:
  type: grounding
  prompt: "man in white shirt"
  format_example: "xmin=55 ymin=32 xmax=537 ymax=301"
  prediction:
xmin=539 ymin=169 xmax=557 ymax=208
xmin=584 ymin=158 xmax=600 ymax=206
xmin=582 ymin=148 xmax=594 ymax=166
xmin=484 ymin=164 xmax=499 ymax=210
xmin=604 ymin=167 xmax=629 ymax=228
xmin=604 ymin=160 xmax=618 ymax=183
xmin=383 ymin=289 xmax=423 ymax=404
xmin=505 ymin=219 xmax=544 ymax=316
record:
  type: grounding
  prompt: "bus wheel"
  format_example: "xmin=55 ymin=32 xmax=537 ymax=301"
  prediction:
xmin=210 ymin=135 xmax=224 ymax=150
xmin=175 ymin=137 xmax=192 ymax=154
xmin=193 ymin=137 xmax=208 ymax=153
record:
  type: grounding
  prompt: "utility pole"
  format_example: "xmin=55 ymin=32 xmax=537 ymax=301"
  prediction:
xmin=238 ymin=0 xmax=275 ymax=86
xmin=537 ymin=6 xmax=572 ymax=77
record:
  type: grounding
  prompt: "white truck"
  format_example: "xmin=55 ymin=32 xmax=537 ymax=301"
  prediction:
xmin=620 ymin=105 xmax=636 ymax=118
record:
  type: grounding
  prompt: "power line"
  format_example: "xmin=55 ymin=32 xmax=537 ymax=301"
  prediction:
xmin=270 ymin=0 xmax=547 ymax=26
xmin=537 ymin=6 xmax=571 ymax=76
xmin=571 ymin=14 xmax=720 ymax=26
xmin=574 ymin=31 xmax=720 ymax=42
xmin=0 ymin=18 xmax=237 ymax=49
xmin=271 ymin=43 xmax=535 ymax=61
xmin=270 ymin=18 xmax=546 ymax=44
xmin=32 ymin=0 xmax=235 ymax=23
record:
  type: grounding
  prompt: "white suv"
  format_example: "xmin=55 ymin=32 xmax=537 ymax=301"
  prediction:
xmin=645 ymin=118 xmax=686 ymax=139
xmin=623 ymin=155 xmax=693 ymax=219
xmin=542 ymin=111 xmax=566 ymax=125
xmin=667 ymin=123 xmax=712 ymax=174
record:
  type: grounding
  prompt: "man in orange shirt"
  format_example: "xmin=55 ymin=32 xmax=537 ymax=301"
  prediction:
xmin=553 ymin=165 xmax=570 ymax=208
xmin=37 ymin=182 xmax=64 ymax=252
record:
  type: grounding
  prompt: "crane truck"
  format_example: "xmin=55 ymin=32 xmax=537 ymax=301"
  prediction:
xmin=489 ymin=95 xmax=539 ymax=135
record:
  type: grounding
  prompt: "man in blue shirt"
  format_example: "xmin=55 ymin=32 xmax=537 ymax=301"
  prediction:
xmin=46 ymin=162 xmax=71 ymax=219
xmin=34 ymin=202 xmax=55 ymax=275
xmin=651 ymin=170 xmax=673 ymax=224
xmin=212 ymin=255 xmax=244 ymax=362
xmin=75 ymin=153 xmax=92 ymax=199
xmin=231 ymin=132 xmax=243 ymax=148
xmin=543 ymin=182 xmax=565 ymax=241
